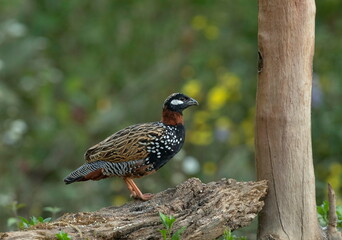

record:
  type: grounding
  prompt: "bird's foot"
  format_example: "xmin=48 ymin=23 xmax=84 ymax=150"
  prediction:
xmin=131 ymin=192 xmax=154 ymax=201
xmin=124 ymin=177 xmax=154 ymax=201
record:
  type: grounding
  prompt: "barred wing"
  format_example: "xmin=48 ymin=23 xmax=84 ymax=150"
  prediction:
xmin=84 ymin=122 xmax=164 ymax=163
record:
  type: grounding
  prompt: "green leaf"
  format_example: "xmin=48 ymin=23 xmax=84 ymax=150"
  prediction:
xmin=222 ymin=229 xmax=248 ymax=240
xmin=159 ymin=212 xmax=187 ymax=240
xmin=317 ymin=201 xmax=329 ymax=226
xmin=7 ymin=217 xmax=18 ymax=228
xmin=171 ymin=226 xmax=187 ymax=240
xmin=17 ymin=216 xmax=51 ymax=229
xmin=18 ymin=217 xmax=30 ymax=230
xmin=317 ymin=201 xmax=342 ymax=230
xmin=159 ymin=229 xmax=168 ymax=240
xmin=223 ymin=229 xmax=234 ymax=240
xmin=336 ymin=205 xmax=342 ymax=214
xmin=18 ymin=217 xmax=29 ymax=224
xmin=317 ymin=206 xmax=325 ymax=216
xmin=337 ymin=206 xmax=342 ymax=230
xmin=322 ymin=201 xmax=329 ymax=212
xmin=167 ymin=215 xmax=175 ymax=221
xmin=43 ymin=217 xmax=52 ymax=223
xmin=159 ymin=212 xmax=169 ymax=229
xmin=56 ymin=231 xmax=72 ymax=240
xmin=23 ymin=223 xmax=29 ymax=229
xmin=30 ymin=216 xmax=39 ymax=225
xmin=166 ymin=215 xmax=176 ymax=227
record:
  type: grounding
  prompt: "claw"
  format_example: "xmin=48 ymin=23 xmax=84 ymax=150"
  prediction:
xmin=133 ymin=193 xmax=154 ymax=201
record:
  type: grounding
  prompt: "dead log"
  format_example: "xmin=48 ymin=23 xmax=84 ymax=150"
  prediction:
xmin=0 ymin=178 xmax=267 ymax=240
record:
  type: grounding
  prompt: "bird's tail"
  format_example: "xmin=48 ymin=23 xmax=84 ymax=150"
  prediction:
xmin=64 ymin=161 xmax=109 ymax=184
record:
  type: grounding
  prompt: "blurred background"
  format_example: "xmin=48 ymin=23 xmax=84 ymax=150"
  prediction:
xmin=0 ymin=0 xmax=341 ymax=237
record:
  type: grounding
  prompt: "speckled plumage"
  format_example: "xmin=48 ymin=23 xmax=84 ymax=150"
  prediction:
xmin=64 ymin=93 xmax=198 ymax=201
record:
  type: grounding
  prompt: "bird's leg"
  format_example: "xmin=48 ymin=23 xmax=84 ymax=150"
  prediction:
xmin=124 ymin=178 xmax=138 ymax=199
xmin=123 ymin=177 xmax=153 ymax=201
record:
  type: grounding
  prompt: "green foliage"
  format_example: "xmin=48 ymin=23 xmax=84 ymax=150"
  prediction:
xmin=18 ymin=216 xmax=51 ymax=229
xmin=221 ymin=229 xmax=247 ymax=240
xmin=56 ymin=231 xmax=72 ymax=240
xmin=317 ymin=200 xmax=329 ymax=226
xmin=317 ymin=201 xmax=342 ymax=230
xmin=159 ymin=212 xmax=186 ymax=240
xmin=5 ymin=201 xmax=58 ymax=230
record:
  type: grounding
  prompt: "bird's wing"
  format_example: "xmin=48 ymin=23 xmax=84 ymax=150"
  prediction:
xmin=84 ymin=122 xmax=164 ymax=163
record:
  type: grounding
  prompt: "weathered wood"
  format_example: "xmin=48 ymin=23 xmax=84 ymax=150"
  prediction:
xmin=0 ymin=178 xmax=267 ymax=240
xmin=327 ymin=184 xmax=342 ymax=240
xmin=256 ymin=0 xmax=321 ymax=239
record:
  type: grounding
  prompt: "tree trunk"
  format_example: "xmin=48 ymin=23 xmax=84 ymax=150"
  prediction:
xmin=0 ymin=178 xmax=267 ymax=240
xmin=256 ymin=0 xmax=322 ymax=239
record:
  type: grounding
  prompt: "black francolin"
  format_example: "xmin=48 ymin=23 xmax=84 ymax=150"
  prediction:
xmin=64 ymin=93 xmax=198 ymax=201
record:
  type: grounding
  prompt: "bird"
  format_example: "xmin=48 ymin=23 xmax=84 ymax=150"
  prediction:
xmin=64 ymin=93 xmax=198 ymax=201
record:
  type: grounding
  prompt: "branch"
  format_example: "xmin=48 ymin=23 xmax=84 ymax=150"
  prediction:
xmin=0 ymin=178 xmax=268 ymax=240
xmin=327 ymin=183 xmax=342 ymax=240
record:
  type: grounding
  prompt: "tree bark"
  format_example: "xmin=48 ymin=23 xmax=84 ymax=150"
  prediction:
xmin=0 ymin=178 xmax=267 ymax=240
xmin=256 ymin=0 xmax=321 ymax=239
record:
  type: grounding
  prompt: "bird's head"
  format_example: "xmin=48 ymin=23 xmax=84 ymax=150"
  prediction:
xmin=163 ymin=93 xmax=199 ymax=113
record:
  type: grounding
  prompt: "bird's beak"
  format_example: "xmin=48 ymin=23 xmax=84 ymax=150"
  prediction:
xmin=187 ymin=98 xmax=199 ymax=106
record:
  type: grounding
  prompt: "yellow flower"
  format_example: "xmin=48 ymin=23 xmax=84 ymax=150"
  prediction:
xmin=188 ymin=129 xmax=213 ymax=145
xmin=182 ymin=79 xmax=201 ymax=99
xmin=207 ymin=86 xmax=229 ymax=110
xmin=204 ymin=25 xmax=219 ymax=40
xmin=191 ymin=15 xmax=207 ymax=30
xmin=220 ymin=73 xmax=240 ymax=91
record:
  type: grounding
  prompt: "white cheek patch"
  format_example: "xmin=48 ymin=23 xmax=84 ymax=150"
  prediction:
xmin=170 ymin=99 xmax=184 ymax=105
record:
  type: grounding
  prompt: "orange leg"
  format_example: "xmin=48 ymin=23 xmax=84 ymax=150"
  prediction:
xmin=123 ymin=177 xmax=154 ymax=201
